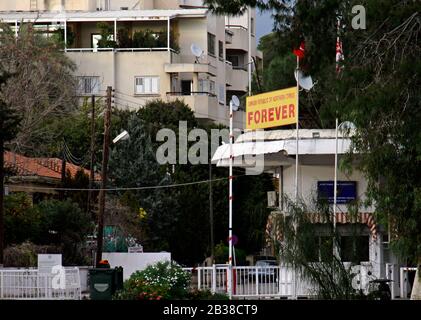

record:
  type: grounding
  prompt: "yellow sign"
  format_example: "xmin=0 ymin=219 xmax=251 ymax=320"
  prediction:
xmin=246 ymin=87 xmax=298 ymax=130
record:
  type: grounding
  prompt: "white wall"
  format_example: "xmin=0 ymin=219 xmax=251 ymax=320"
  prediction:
xmin=282 ymin=162 xmax=375 ymax=213
xmin=102 ymin=252 xmax=171 ymax=280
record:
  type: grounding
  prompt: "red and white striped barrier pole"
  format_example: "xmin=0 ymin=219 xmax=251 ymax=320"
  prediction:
xmin=228 ymin=99 xmax=234 ymax=299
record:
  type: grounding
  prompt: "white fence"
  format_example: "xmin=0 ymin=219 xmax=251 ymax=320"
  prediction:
xmin=185 ymin=265 xmax=316 ymax=299
xmin=0 ymin=268 xmax=81 ymax=300
xmin=184 ymin=264 xmax=411 ymax=299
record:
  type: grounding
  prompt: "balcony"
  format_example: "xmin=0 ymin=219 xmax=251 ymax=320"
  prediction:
xmin=229 ymin=68 xmax=248 ymax=93
xmin=166 ymin=92 xmax=217 ymax=119
xmin=225 ymin=30 xmax=234 ymax=44
xmin=164 ymin=63 xmax=217 ymax=76
xmin=226 ymin=26 xmax=249 ymax=53
xmin=225 ymin=60 xmax=233 ymax=86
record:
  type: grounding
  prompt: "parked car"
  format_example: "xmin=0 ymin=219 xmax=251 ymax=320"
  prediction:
xmin=245 ymin=260 xmax=279 ymax=282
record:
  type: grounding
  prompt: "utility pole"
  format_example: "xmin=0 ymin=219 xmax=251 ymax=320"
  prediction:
xmin=96 ymin=86 xmax=112 ymax=267
xmin=60 ymin=144 xmax=66 ymax=200
xmin=87 ymin=95 xmax=96 ymax=215
xmin=0 ymin=134 xmax=4 ymax=266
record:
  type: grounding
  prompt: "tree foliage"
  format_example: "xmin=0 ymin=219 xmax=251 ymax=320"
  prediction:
xmin=108 ymin=100 xmax=272 ymax=265
xmin=0 ymin=22 xmax=78 ymax=154
xmin=207 ymin=0 xmax=421 ymax=263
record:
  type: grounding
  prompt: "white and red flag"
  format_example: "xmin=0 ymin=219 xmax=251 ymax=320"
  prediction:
xmin=336 ymin=17 xmax=344 ymax=73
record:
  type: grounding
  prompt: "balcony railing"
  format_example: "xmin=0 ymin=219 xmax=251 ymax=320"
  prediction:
xmin=166 ymin=91 xmax=217 ymax=98
xmin=66 ymin=48 xmax=178 ymax=53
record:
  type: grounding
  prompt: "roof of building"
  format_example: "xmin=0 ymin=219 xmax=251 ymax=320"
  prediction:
xmin=0 ymin=9 xmax=208 ymax=22
xmin=212 ymin=129 xmax=356 ymax=167
xmin=237 ymin=129 xmax=355 ymax=143
xmin=4 ymin=151 xmax=100 ymax=181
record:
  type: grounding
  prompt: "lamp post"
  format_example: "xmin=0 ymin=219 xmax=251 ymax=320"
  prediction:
xmin=228 ymin=95 xmax=239 ymax=299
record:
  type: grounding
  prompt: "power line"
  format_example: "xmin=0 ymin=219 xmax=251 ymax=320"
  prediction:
xmin=5 ymin=175 xmax=245 ymax=193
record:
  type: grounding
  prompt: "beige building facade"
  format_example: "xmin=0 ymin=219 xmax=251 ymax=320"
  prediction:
xmin=0 ymin=0 xmax=262 ymax=128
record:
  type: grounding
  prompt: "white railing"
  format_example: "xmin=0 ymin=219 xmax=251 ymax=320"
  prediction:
xmin=184 ymin=264 xmax=416 ymax=300
xmin=65 ymin=48 xmax=177 ymax=53
xmin=184 ymin=265 xmax=316 ymax=299
xmin=0 ymin=268 xmax=81 ymax=300
xmin=400 ymin=267 xmax=417 ymax=299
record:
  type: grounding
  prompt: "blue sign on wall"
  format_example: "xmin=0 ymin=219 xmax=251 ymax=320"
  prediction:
xmin=317 ymin=181 xmax=357 ymax=204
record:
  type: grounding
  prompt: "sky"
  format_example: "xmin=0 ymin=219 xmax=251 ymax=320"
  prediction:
xmin=256 ymin=9 xmax=274 ymax=44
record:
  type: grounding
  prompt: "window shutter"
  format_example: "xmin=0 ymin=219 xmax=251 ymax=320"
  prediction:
xmin=151 ymin=77 xmax=159 ymax=93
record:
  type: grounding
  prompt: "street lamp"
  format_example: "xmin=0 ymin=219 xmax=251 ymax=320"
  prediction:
xmin=228 ymin=95 xmax=240 ymax=299
xmin=113 ymin=130 xmax=130 ymax=144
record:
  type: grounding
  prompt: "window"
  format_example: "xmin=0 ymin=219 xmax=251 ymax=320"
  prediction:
xmin=227 ymin=55 xmax=239 ymax=67
xmin=135 ymin=76 xmax=159 ymax=95
xmin=78 ymin=76 xmax=100 ymax=95
xmin=209 ymin=80 xmax=215 ymax=95
xmin=181 ymin=80 xmax=192 ymax=95
xmin=218 ymin=84 xmax=225 ymax=104
xmin=207 ymin=32 xmax=216 ymax=56
xmin=199 ymin=79 xmax=216 ymax=95
xmin=219 ymin=40 xmax=224 ymax=59
xmin=340 ymin=236 xmax=369 ymax=263
xmin=304 ymin=236 xmax=333 ymax=262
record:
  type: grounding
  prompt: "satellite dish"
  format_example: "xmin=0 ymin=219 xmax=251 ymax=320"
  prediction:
xmin=338 ymin=121 xmax=356 ymax=131
xmin=191 ymin=43 xmax=203 ymax=63
xmin=230 ymin=95 xmax=240 ymax=112
xmin=294 ymin=70 xmax=314 ymax=91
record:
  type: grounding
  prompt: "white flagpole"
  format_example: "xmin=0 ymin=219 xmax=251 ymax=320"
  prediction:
xmin=292 ymin=54 xmax=300 ymax=300
xmin=295 ymin=56 xmax=300 ymax=203
xmin=334 ymin=118 xmax=338 ymax=231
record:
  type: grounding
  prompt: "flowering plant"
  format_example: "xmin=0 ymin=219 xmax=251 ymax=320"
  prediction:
xmin=113 ymin=261 xmax=191 ymax=300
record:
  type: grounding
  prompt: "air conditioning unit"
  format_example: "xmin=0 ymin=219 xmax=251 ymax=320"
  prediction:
xmin=267 ymin=191 xmax=279 ymax=208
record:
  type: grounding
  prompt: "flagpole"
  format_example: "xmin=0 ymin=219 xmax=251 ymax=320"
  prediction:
xmin=293 ymin=54 xmax=300 ymax=301
xmin=295 ymin=56 xmax=299 ymax=204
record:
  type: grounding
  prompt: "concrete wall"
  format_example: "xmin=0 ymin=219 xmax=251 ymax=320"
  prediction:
xmin=102 ymin=252 xmax=171 ymax=280
xmin=68 ymin=50 xmax=172 ymax=108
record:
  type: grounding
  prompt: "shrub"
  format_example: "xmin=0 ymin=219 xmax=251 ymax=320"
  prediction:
xmin=4 ymin=241 xmax=60 ymax=268
xmin=4 ymin=193 xmax=41 ymax=245
xmin=114 ymin=261 xmax=191 ymax=300
xmin=34 ymin=199 xmax=93 ymax=265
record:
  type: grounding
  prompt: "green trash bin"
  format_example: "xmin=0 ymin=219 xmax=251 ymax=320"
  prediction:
xmin=89 ymin=268 xmax=123 ymax=300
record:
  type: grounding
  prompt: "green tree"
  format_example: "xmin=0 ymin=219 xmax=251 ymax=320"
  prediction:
xmin=34 ymin=199 xmax=93 ymax=265
xmin=4 ymin=193 xmax=41 ymax=246
xmin=206 ymin=0 xmax=421 ymax=289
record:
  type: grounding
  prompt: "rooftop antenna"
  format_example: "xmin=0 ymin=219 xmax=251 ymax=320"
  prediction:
xmin=191 ymin=43 xmax=204 ymax=63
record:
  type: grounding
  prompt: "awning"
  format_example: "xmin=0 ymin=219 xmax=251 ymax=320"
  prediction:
xmin=212 ymin=138 xmax=352 ymax=166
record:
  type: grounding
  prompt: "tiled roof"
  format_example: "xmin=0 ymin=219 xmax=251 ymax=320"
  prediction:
xmin=4 ymin=151 xmax=101 ymax=181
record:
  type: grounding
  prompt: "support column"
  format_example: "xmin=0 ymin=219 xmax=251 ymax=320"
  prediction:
xmin=64 ymin=20 xmax=67 ymax=52
xmin=167 ymin=18 xmax=170 ymax=51
xmin=114 ymin=19 xmax=117 ymax=44
xmin=15 ymin=20 xmax=18 ymax=39
xmin=192 ymin=73 xmax=199 ymax=94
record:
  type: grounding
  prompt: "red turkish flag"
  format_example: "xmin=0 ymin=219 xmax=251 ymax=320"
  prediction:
xmin=293 ymin=41 xmax=305 ymax=59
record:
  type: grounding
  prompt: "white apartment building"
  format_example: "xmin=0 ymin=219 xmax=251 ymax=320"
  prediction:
xmin=0 ymin=0 xmax=263 ymax=128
